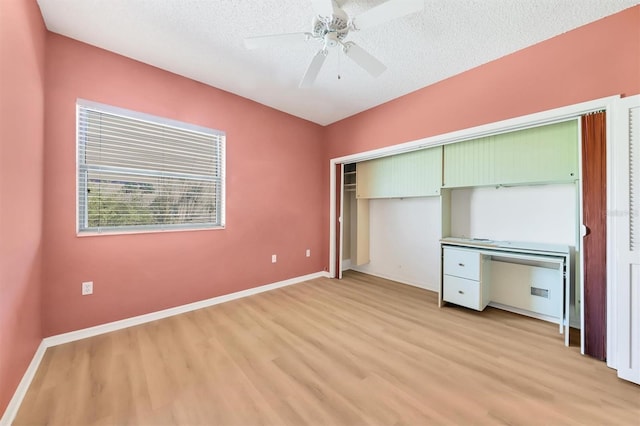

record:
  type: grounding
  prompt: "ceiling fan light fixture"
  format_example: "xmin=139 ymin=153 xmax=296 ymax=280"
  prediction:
xmin=324 ymin=32 xmax=342 ymax=49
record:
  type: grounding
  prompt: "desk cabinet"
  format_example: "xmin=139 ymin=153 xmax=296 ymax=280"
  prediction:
xmin=442 ymin=248 xmax=490 ymax=311
xmin=489 ymin=260 xmax=563 ymax=320
xmin=440 ymin=238 xmax=571 ymax=346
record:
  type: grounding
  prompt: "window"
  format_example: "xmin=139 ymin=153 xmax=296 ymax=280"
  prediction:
xmin=77 ymin=99 xmax=225 ymax=234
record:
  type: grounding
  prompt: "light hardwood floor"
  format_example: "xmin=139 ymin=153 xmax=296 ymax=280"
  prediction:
xmin=14 ymin=271 xmax=640 ymax=425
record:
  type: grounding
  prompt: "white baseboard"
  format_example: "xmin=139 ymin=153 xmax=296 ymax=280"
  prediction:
xmin=341 ymin=259 xmax=352 ymax=271
xmin=0 ymin=341 xmax=47 ymax=426
xmin=350 ymin=267 xmax=438 ymax=292
xmin=488 ymin=302 xmax=563 ymax=327
xmin=0 ymin=270 xmax=329 ymax=425
xmin=45 ymin=271 xmax=329 ymax=347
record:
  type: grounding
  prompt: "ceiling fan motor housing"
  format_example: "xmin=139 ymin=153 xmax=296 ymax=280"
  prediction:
xmin=311 ymin=7 xmax=349 ymax=45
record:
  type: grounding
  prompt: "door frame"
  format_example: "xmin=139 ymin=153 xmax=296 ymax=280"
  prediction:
xmin=337 ymin=163 xmax=344 ymax=279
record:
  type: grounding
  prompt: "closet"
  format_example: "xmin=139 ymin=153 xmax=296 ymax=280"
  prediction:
xmin=439 ymin=120 xmax=580 ymax=342
xmin=342 ymin=119 xmax=581 ymax=345
xmin=335 ymin=95 xmax=639 ymax=382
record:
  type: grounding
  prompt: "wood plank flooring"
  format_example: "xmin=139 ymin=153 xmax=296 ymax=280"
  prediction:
xmin=14 ymin=271 xmax=640 ymax=425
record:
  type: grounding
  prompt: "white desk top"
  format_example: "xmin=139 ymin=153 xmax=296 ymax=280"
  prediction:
xmin=440 ymin=237 xmax=570 ymax=256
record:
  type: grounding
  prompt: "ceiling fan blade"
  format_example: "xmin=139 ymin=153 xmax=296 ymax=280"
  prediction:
xmin=299 ymin=50 xmax=328 ymax=88
xmin=311 ymin=0 xmax=336 ymax=17
xmin=351 ymin=0 xmax=424 ymax=30
xmin=243 ymin=32 xmax=311 ymax=50
xmin=343 ymin=43 xmax=386 ymax=78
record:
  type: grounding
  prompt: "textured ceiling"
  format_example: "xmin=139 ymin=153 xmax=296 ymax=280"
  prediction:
xmin=36 ymin=0 xmax=638 ymax=125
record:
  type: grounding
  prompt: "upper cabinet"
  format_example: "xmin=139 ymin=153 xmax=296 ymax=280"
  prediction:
xmin=355 ymin=120 xmax=578 ymax=197
xmin=357 ymin=155 xmax=394 ymax=198
xmin=357 ymin=147 xmax=442 ymax=199
xmin=443 ymin=120 xmax=579 ymax=188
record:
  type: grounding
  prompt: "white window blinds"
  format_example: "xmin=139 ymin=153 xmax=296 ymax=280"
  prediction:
xmin=77 ymin=99 xmax=225 ymax=233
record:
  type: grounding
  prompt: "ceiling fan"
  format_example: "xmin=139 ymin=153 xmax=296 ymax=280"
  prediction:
xmin=243 ymin=0 xmax=424 ymax=87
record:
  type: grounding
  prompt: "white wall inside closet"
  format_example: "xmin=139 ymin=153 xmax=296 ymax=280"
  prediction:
xmin=450 ymin=184 xmax=577 ymax=245
xmin=352 ymin=197 xmax=441 ymax=291
xmin=345 ymin=183 xmax=577 ymax=293
xmin=342 ymin=191 xmax=352 ymax=261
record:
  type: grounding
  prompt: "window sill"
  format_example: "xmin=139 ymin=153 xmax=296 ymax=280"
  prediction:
xmin=77 ymin=225 xmax=225 ymax=237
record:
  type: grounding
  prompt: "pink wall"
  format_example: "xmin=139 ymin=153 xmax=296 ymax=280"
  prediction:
xmin=42 ymin=35 xmax=327 ymax=336
xmin=325 ymin=6 xmax=640 ymax=160
xmin=0 ymin=0 xmax=46 ymax=415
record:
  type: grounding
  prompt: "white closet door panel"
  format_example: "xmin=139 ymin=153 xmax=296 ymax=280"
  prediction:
xmin=618 ymin=262 xmax=640 ymax=384
xmin=630 ymin=106 xmax=639 ymax=251
xmin=615 ymin=97 xmax=640 ymax=384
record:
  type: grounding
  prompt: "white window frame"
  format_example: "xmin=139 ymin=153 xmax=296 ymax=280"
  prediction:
xmin=76 ymin=99 xmax=226 ymax=235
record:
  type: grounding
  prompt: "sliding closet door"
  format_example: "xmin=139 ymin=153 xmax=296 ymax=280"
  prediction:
xmin=582 ymin=111 xmax=607 ymax=360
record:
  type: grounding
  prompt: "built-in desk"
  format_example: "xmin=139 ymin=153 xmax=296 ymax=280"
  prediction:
xmin=440 ymin=238 xmax=572 ymax=346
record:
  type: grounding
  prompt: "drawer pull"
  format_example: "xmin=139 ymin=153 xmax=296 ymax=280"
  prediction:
xmin=458 ymin=290 xmax=464 ymax=294
xmin=458 ymin=263 xmax=465 ymax=267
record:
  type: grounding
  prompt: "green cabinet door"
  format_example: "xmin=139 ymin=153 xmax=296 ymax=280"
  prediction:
xmin=443 ymin=120 xmax=578 ymax=188
xmin=356 ymin=147 xmax=442 ymax=199
xmin=393 ymin=148 xmax=442 ymax=197
xmin=356 ymin=155 xmax=394 ymax=198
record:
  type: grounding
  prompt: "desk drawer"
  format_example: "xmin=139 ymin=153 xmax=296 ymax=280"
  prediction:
xmin=443 ymin=248 xmax=480 ymax=280
xmin=443 ymin=275 xmax=482 ymax=310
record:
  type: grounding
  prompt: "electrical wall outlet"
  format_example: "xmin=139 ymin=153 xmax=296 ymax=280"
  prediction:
xmin=306 ymin=249 xmax=311 ymax=257
xmin=271 ymin=254 xmax=277 ymax=263
xmin=82 ymin=281 xmax=93 ymax=295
